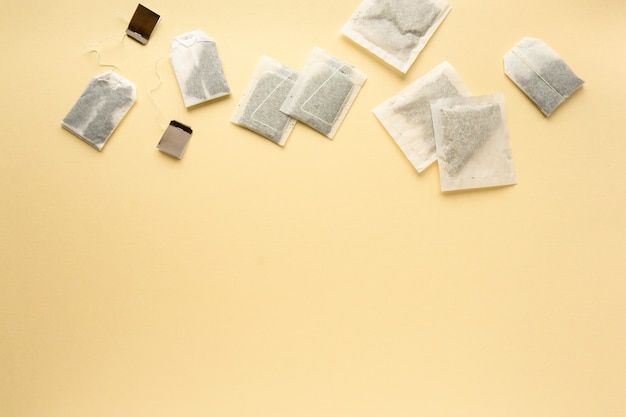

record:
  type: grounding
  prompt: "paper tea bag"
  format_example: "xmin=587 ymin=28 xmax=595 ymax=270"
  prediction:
xmin=341 ymin=0 xmax=451 ymax=73
xmin=170 ymin=30 xmax=230 ymax=108
xmin=373 ymin=61 xmax=470 ymax=173
xmin=431 ymin=94 xmax=516 ymax=192
xmin=504 ymin=37 xmax=584 ymax=117
xmin=280 ymin=47 xmax=366 ymax=139
xmin=61 ymin=71 xmax=136 ymax=151
xmin=231 ymin=56 xmax=299 ymax=146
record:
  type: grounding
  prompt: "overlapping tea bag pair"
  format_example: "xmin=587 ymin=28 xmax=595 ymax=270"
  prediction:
xmin=374 ymin=62 xmax=516 ymax=192
xmin=232 ymin=48 xmax=366 ymax=146
xmin=62 ymin=19 xmax=230 ymax=159
xmin=341 ymin=0 xmax=452 ymax=73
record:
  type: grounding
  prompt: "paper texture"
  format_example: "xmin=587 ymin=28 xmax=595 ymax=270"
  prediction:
xmin=373 ymin=61 xmax=470 ymax=173
xmin=280 ymin=47 xmax=366 ymax=139
xmin=431 ymin=94 xmax=516 ymax=192
xmin=504 ymin=37 xmax=584 ymax=116
xmin=231 ymin=56 xmax=299 ymax=146
xmin=170 ymin=30 xmax=231 ymax=108
xmin=341 ymin=0 xmax=451 ymax=73
xmin=61 ymin=71 xmax=136 ymax=151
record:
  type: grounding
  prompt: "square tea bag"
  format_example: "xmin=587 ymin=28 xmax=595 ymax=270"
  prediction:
xmin=170 ymin=30 xmax=231 ymax=108
xmin=341 ymin=0 xmax=451 ymax=73
xmin=373 ymin=61 xmax=470 ymax=173
xmin=431 ymin=94 xmax=516 ymax=192
xmin=231 ymin=56 xmax=299 ymax=146
xmin=61 ymin=71 xmax=136 ymax=151
xmin=280 ymin=47 xmax=366 ymax=139
xmin=504 ymin=37 xmax=584 ymax=116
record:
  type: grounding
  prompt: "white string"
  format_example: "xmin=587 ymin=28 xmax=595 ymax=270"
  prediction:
xmin=84 ymin=11 xmax=129 ymax=69
xmin=85 ymin=34 xmax=125 ymax=69
xmin=148 ymin=57 xmax=169 ymax=131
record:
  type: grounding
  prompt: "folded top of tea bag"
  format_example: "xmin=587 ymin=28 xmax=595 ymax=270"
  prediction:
xmin=341 ymin=0 xmax=451 ymax=73
xmin=61 ymin=71 xmax=136 ymax=151
xmin=170 ymin=30 xmax=231 ymax=108
xmin=504 ymin=37 xmax=584 ymax=117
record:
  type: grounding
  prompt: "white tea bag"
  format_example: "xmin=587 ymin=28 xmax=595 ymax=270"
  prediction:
xmin=373 ymin=61 xmax=470 ymax=173
xmin=61 ymin=71 xmax=136 ymax=151
xmin=341 ymin=0 xmax=451 ymax=73
xmin=231 ymin=56 xmax=299 ymax=146
xmin=170 ymin=30 xmax=230 ymax=108
xmin=504 ymin=37 xmax=584 ymax=117
xmin=280 ymin=47 xmax=366 ymax=139
xmin=431 ymin=94 xmax=516 ymax=192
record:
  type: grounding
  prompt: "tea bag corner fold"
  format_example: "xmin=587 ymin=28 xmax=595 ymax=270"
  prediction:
xmin=280 ymin=47 xmax=366 ymax=139
xmin=341 ymin=0 xmax=452 ymax=73
xmin=504 ymin=37 xmax=584 ymax=117
xmin=61 ymin=71 xmax=136 ymax=151
xmin=231 ymin=56 xmax=299 ymax=146
xmin=170 ymin=30 xmax=231 ymax=108
xmin=431 ymin=94 xmax=516 ymax=192
xmin=373 ymin=61 xmax=470 ymax=173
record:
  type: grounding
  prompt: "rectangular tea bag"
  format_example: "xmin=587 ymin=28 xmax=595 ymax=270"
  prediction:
xmin=431 ymin=94 xmax=516 ymax=192
xmin=341 ymin=0 xmax=451 ymax=73
xmin=373 ymin=61 xmax=470 ymax=173
xmin=504 ymin=37 xmax=584 ymax=117
xmin=170 ymin=30 xmax=230 ymax=108
xmin=231 ymin=56 xmax=299 ymax=146
xmin=280 ymin=47 xmax=366 ymax=139
xmin=61 ymin=71 xmax=136 ymax=151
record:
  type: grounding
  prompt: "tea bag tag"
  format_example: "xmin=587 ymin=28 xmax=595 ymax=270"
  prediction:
xmin=126 ymin=4 xmax=160 ymax=45
xmin=157 ymin=121 xmax=193 ymax=159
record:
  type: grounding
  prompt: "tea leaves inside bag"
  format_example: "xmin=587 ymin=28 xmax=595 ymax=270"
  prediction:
xmin=504 ymin=37 xmax=584 ymax=116
xmin=431 ymin=95 xmax=516 ymax=192
xmin=342 ymin=0 xmax=451 ymax=73
xmin=232 ymin=56 xmax=299 ymax=146
xmin=373 ymin=61 xmax=470 ymax=173
xmin=61 ymin=71 xmax=136 ymax=151
xmin=280 ymin=47 xmax=366 ymax=139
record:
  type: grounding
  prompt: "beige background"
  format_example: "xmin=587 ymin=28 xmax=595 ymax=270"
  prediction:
xmin=1 ymin=0 xmax=625 ymax=416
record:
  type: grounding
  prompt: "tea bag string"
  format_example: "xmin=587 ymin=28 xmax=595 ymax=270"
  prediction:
xmin=510 ymin=48 xmax=565 ymax=100
xmin=84 ymin=12 xmax=129 ymax=69
xmin=148 ymin=57 xmax=168 ymax=131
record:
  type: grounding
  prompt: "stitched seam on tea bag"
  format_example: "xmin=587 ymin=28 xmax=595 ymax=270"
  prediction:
xmin=250 ymin=73 xmax=292 ymax=133
xmin=511 ymin=48 xmax=565 ymax=100
xmin=300 ymin=65 xmax=355 ymax=126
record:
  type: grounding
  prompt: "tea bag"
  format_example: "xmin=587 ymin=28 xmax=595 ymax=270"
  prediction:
xmin=431 ymin=94 xmax=516 ymax=192
xmin=280 ymin=47 xmax=366 ymax=139
xmin=504 ymin=37 xmax=584 ymax=117
xmin=341 ymin=0 xmax=451 ymax=73
xmin=61 ymin=71 xmax=136 ymax=151
xmin=170 ymin=30 xmax=230 ymax=108
xmin=231 ymin=56 xmax=299 ymax=146
xmin=373 ymin=61 xmax=470 ymax=173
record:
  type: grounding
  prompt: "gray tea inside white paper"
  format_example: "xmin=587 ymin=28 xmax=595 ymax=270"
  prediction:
xmin=239 ymin=72 xmax=298 ymax=143
xmin=185 ymin=42 xmax=230 ymax=102
xmin=355 ymin=0 xmax=444 ymax=63
xmin=62 ymin=72 xmax=135 ymax=150
xmin=439 ymin=103 xmax=501 ymax=176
